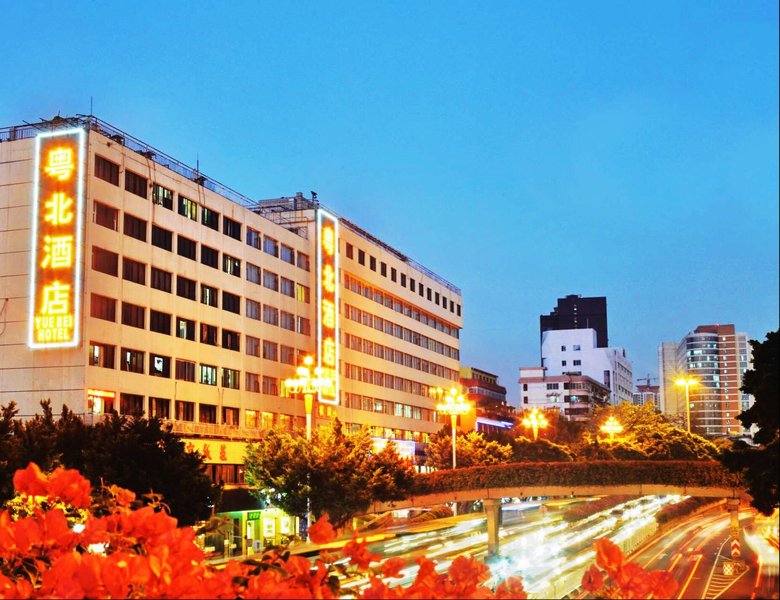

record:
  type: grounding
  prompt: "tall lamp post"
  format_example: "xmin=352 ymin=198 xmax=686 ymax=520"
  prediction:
xmin=432 ymin=387 xmax=471 ymax=469
xmin=283 ymin=355 xmax=333 ymax=539
xmin=675 ymin=377 xmax=698 ymax=433
xmin=522 ymin=408 xmax=549 ymax=441
xmin=600 ymin=416 xmax=623 ymax=441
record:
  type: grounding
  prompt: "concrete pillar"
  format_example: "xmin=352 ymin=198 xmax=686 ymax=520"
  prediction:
xmin=484 ymin=498 xmax=501 ymax=557
xmin=726 ymin=498 xmax=742 ymax=562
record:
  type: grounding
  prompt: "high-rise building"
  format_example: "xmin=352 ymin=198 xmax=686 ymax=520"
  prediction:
xmin=657 ymin=341 xmax=679 ymax=415
xmin=0 ymin=115 xmax=463 ymax=472
xmin=632 ymin=384 xmax=660 ymax=407
xmin=540 ymin=328 xmax=633 ymax=405
xmin=459 ymin=366 xmax=514 ymax=436
xmin=540 ymin=294 xmax=608 ymax=348
xmin=658 ymin=324 xmax=753 ymax=436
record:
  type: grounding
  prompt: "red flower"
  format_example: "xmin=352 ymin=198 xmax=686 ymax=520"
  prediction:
xmin=13 ymin=463 xmax=48 ymax=497
xmin=343 ymin=534 xmax=381 ymax=570
xmin=647 ymin=569 xmax=679 ymax=599
xmin=48 ymin=467 xmax=93 ymax=509
xmin=594 ymin=537 xmax=625 ymax=577
xmin=494 ymin=576 xmax=527 ymax=600
xmin=614 ymin=561 xmax=654 ymax=599
xmin=381 ymin=557 xmax=407 ymax=578
xmin=308 ymin=515 xmax=337 ymax=545
xmin=581 ymin=564 xmax=605 ymax=592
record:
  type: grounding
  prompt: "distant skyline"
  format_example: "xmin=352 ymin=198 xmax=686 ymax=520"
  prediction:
xmin=1 ymin=1 xmax=777 ymax=403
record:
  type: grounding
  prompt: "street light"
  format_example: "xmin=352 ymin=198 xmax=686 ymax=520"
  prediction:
xmin=431 ymin=387 xmax=471 ymax=469
xmin=675 ymin=377 xmax=698 ymax=433
xmin=283 ymin=355 xmax=333 ymax=441
xmin=522 ymin=408 xmax=549 ymax=441
xmin=600 ymin=416 xmax=623 ymax=441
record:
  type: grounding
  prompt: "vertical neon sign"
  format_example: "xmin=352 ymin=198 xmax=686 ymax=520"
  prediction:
xmin=316 ymin=208 xmax=339 ymax=404
xmin=28 ymin=128 xmax=85 ymax=349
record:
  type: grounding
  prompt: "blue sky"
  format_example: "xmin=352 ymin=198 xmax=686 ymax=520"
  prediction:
xmin=2 ymin=1 xmax=777 ymax=402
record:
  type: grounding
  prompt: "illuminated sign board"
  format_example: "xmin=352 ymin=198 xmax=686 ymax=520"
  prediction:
xmin=28 ymin=128 xmax=85 ymax=349
xmin=316 ymin=209 xmax=339 ymax=405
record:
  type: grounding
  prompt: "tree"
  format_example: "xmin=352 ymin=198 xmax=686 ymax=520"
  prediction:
xmin=0 ymin=401 xmax=219 ymax=526
xmin=720 ymin=329 xmax=779 ymax=515
xmin=244 ymin=419 xmax=415 ymax=529
xmin=424 ymin=429 xmax=512 ymax=470
xmin=511 ymin=436 xmax=575 ymax=462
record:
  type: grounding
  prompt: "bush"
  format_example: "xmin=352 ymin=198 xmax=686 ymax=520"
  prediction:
xmin=656 ymin=497 xmax=720 ymax=525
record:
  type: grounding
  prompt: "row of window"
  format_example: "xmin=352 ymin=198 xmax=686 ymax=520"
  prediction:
xmin=344 ymin=303 xmax=459 ymax=361
xmin=342 ymin=391 xmax=433 ymax=422
xmin=91 ymin=248 xmax=312 ymax=332
xmin=342 ymin=420 xmax=431 ymax=446
xmin=344 ymin=242 xmax=461 ymax=316
xmin=93 ymin=162 xmax=310 ymax=269
xmin=343 ymin=274 xmax=459 ymax=339
xmin=343 ymin=362 xmax=453 ymax=401
xmin=343 ymin=332 xmax=458 ymax=382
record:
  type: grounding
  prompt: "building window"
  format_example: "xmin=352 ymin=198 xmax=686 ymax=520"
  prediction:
xmin=245 ymin=409 xmax=259 ymax=428
xmin=93 ymin=201 xmax=118 ymax=230
xmin=262 ymin=340 xmax=278 ymax=361
xmin=222 ymin=291 xmax=240 ymax=314
xmin=223 ymin=217 xmax=241 ymax=241
xmin=176 ymin=276 xmax=196 ymax=300
xmin=263 ymin=305 xmax=279 ymax=326
xmin=573 ymin=359 xmax=582 ymax=366
xmin=223 ymin=254 xmax=241 ymax=277
xmin=176 ymin=317 xmax=195 ymax=341
xmin=426 ymin=288 xmax=432 ymax=301
xmin=357 ymin=249 xmax=365 ymax=265
xmin=95 ymin=155 xmax=119 ymax=185
xmin=523 ymin=383 xmax=528 ymax=391
xmin=178 ymin=195 xmax=197 ymax=220
xmin=561 ymin=345 xmax=566 ymax=351
xmin=391 ymin=268 xmax=397 ymax=282
xmin=120 ymin=348 xmax=144 ymax=373
xmin=380 ymin=262 xmax=387 ymax=277
xmin=150 ymin=397 xmax=170 ymax=419
xmin=222 ymin=329 xmax=240 ymax=351
xmin=281 ymin=244 xmax=295 ymax=264
xmin=121 ymin=302 xmax=145 ymax=329
xmin=149 ymin=354 xmax=171 ymax=378
xmin=90 ymin=294 xmax=116 ymax=322
xmin=345 ymin=243 xmax=353 ymax=259
xmin=296 ymin=316 xmax=311 ymax=335
xmin=546 ymin=383 xmax=559 ymax=390
xmin=123 ymin=213 xmax=147 ymax=242
xmin=246 ymin=228 xmax=261 ymax=249
xmin=201 ymin=207 xmax=219 ymax=230
xmin=120 ymin=393 xmax=144 ymax=416
xmin=124 ymin=171 xmax=148 ymax=199
xmin=223 ymin=406 xmax=239 ymax=426
xmin=562 ymin=360 xmax=567 ymax=367
xmin=573 ymin=345 xmax=581 ymax=351
xmin=245 ymin=373 xmax=260 ymax=393
xmin=262 ymin=376 xmax=279 ymax=395
xmin=263 ymin=236 xmax=279 ymax=257
xmin=201 ymin=245 xmax=219 ymax=268
xmin=280 ymin=311 xmax=295 ymax=331
xmin=280 ymin=277 xmax=295 ymax=297
xmin=151 ymin=225 xmax=173 ymax=251
xmin=152 ymin=183 xmax=173 ymax=209
xmin=200 ymin=364 xmax=218 ymax=385
xmin=401 ymin=274 xmax=406 ymax=287
xmin=92 ymin=247 xmax=118 ymax=276
xmin=199 ymin=403 xmax=217 ymax=424
xmin=200 ymin=323 xmax=218 ymax=346
xmin=295 ymin=283 xmax=310 ymax=303
xmin=263 ymin=270 xmax=279 ymax=291
xmin=122 ymin=257 xmax=146 ymax=285
xmin=246 ymin=263 xmax=261 ymax=284
xmin=409 ymin=278 xmax=416 ymax=292
xmin=280 ymin=345 xmax=295 ymax=365
xmin=175 ymin=359 xmax=196 ymax=382
xmin=296 ymin=252 xmax=310 ymax=271
xmin=175 ymin=400 xmax=195 ymax=421
xmin=222 ymin=368 xmax=240 ymax=389
xmin=177 ymin=235 xmax=196 ymax=260
xmin=150 ymin=310 xmax=171 ymax=335
xmin=150 ymin=267 xmax=172 ymax=293
xmin=246 ymin=299 xmax=260 ymax=320
xmin=201 ymin=284 xmax=218 ymax=308
xmin=369 ymin=256 xmax=376 ymax=271
xmin=88 ymin=342 xmax=115 ymax=368
xmin=246 ymin=335 xmax=260 ymax=357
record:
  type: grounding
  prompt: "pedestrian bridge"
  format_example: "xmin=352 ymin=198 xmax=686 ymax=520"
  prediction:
xmin=366 ymin=460 xmax=748 ymax=556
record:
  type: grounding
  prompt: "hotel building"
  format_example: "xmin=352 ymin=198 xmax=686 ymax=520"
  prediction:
xmin=0 ymin=115 xmax=463 ymax=483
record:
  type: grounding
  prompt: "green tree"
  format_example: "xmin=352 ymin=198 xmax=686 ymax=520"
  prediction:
xmin=244 ymin=419 xmax=415 ymax=529
xmin=720 ymin=329 xmax=779 ymax=515
xmin=425 ymin=430 xmax=512 ymax=469
xmin=511 ymin=436 xmax=576 ymax=462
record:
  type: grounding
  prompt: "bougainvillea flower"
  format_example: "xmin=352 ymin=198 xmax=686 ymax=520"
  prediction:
xmin=647 ymin=569 xmax=679 ymax=599
xmin=13 ymin=463 xmax=49 ymax=497
xmin=343 ymin=534 xmax=381 ymax=570
xmin=47 ymin=467 xmax=93 ymax=509
xmin=594 ymin=537 xmax=625 ymax=577
xmin=494 ymin=576 xmax=527 ymax=599
xmin=381 ymin=557 xmax=407 ymax=578
xmin=581 ymin=564 xmax=605 ymax=592
xmin=308 ymin=515 xmax=337 ymax=545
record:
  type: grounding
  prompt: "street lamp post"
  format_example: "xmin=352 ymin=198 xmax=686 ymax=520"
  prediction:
xmin=675 ymin=377 xmax=698 ymax=433
xmin=283 ymin=355 xmax=333 ymax=538
xmin=522 ymin=408 xmax=549 ymax=441
xmin=600 ymin=416 xmax=623 ymax=441
xmin=432 ymin=387 xmax=471 ymax=469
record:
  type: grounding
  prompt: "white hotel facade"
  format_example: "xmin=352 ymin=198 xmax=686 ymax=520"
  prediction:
xmin=0 ymin=115 xmax=464 ymax=480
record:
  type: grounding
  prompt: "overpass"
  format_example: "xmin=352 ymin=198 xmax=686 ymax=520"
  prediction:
xmin=367 ymin=460 xmax=748 ymax=556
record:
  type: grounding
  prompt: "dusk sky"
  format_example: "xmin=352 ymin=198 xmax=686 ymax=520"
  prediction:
xmin=2 ymin=1 xmax=777 ymax=403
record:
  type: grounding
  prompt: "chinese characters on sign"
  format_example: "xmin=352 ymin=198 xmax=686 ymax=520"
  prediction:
xmin=29 ymin=128 xmax=85 ymax=348
xmin=317 ymin=209 xmax=339 ymax=405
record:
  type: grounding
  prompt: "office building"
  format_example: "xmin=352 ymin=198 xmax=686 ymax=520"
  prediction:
xmin=518 ymin=366 xmax=610 ymax=421
xmin=540 ymin=294 xmax=608 ymax=348
xmin=459 ymin=366 xmax=514 ymax=436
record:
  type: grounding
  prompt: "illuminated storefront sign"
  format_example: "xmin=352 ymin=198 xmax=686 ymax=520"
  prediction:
xmin=316 ymin=209 xmax=339 ymax=405
xmin=28 ymin=128 xmax=85 ymax=349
